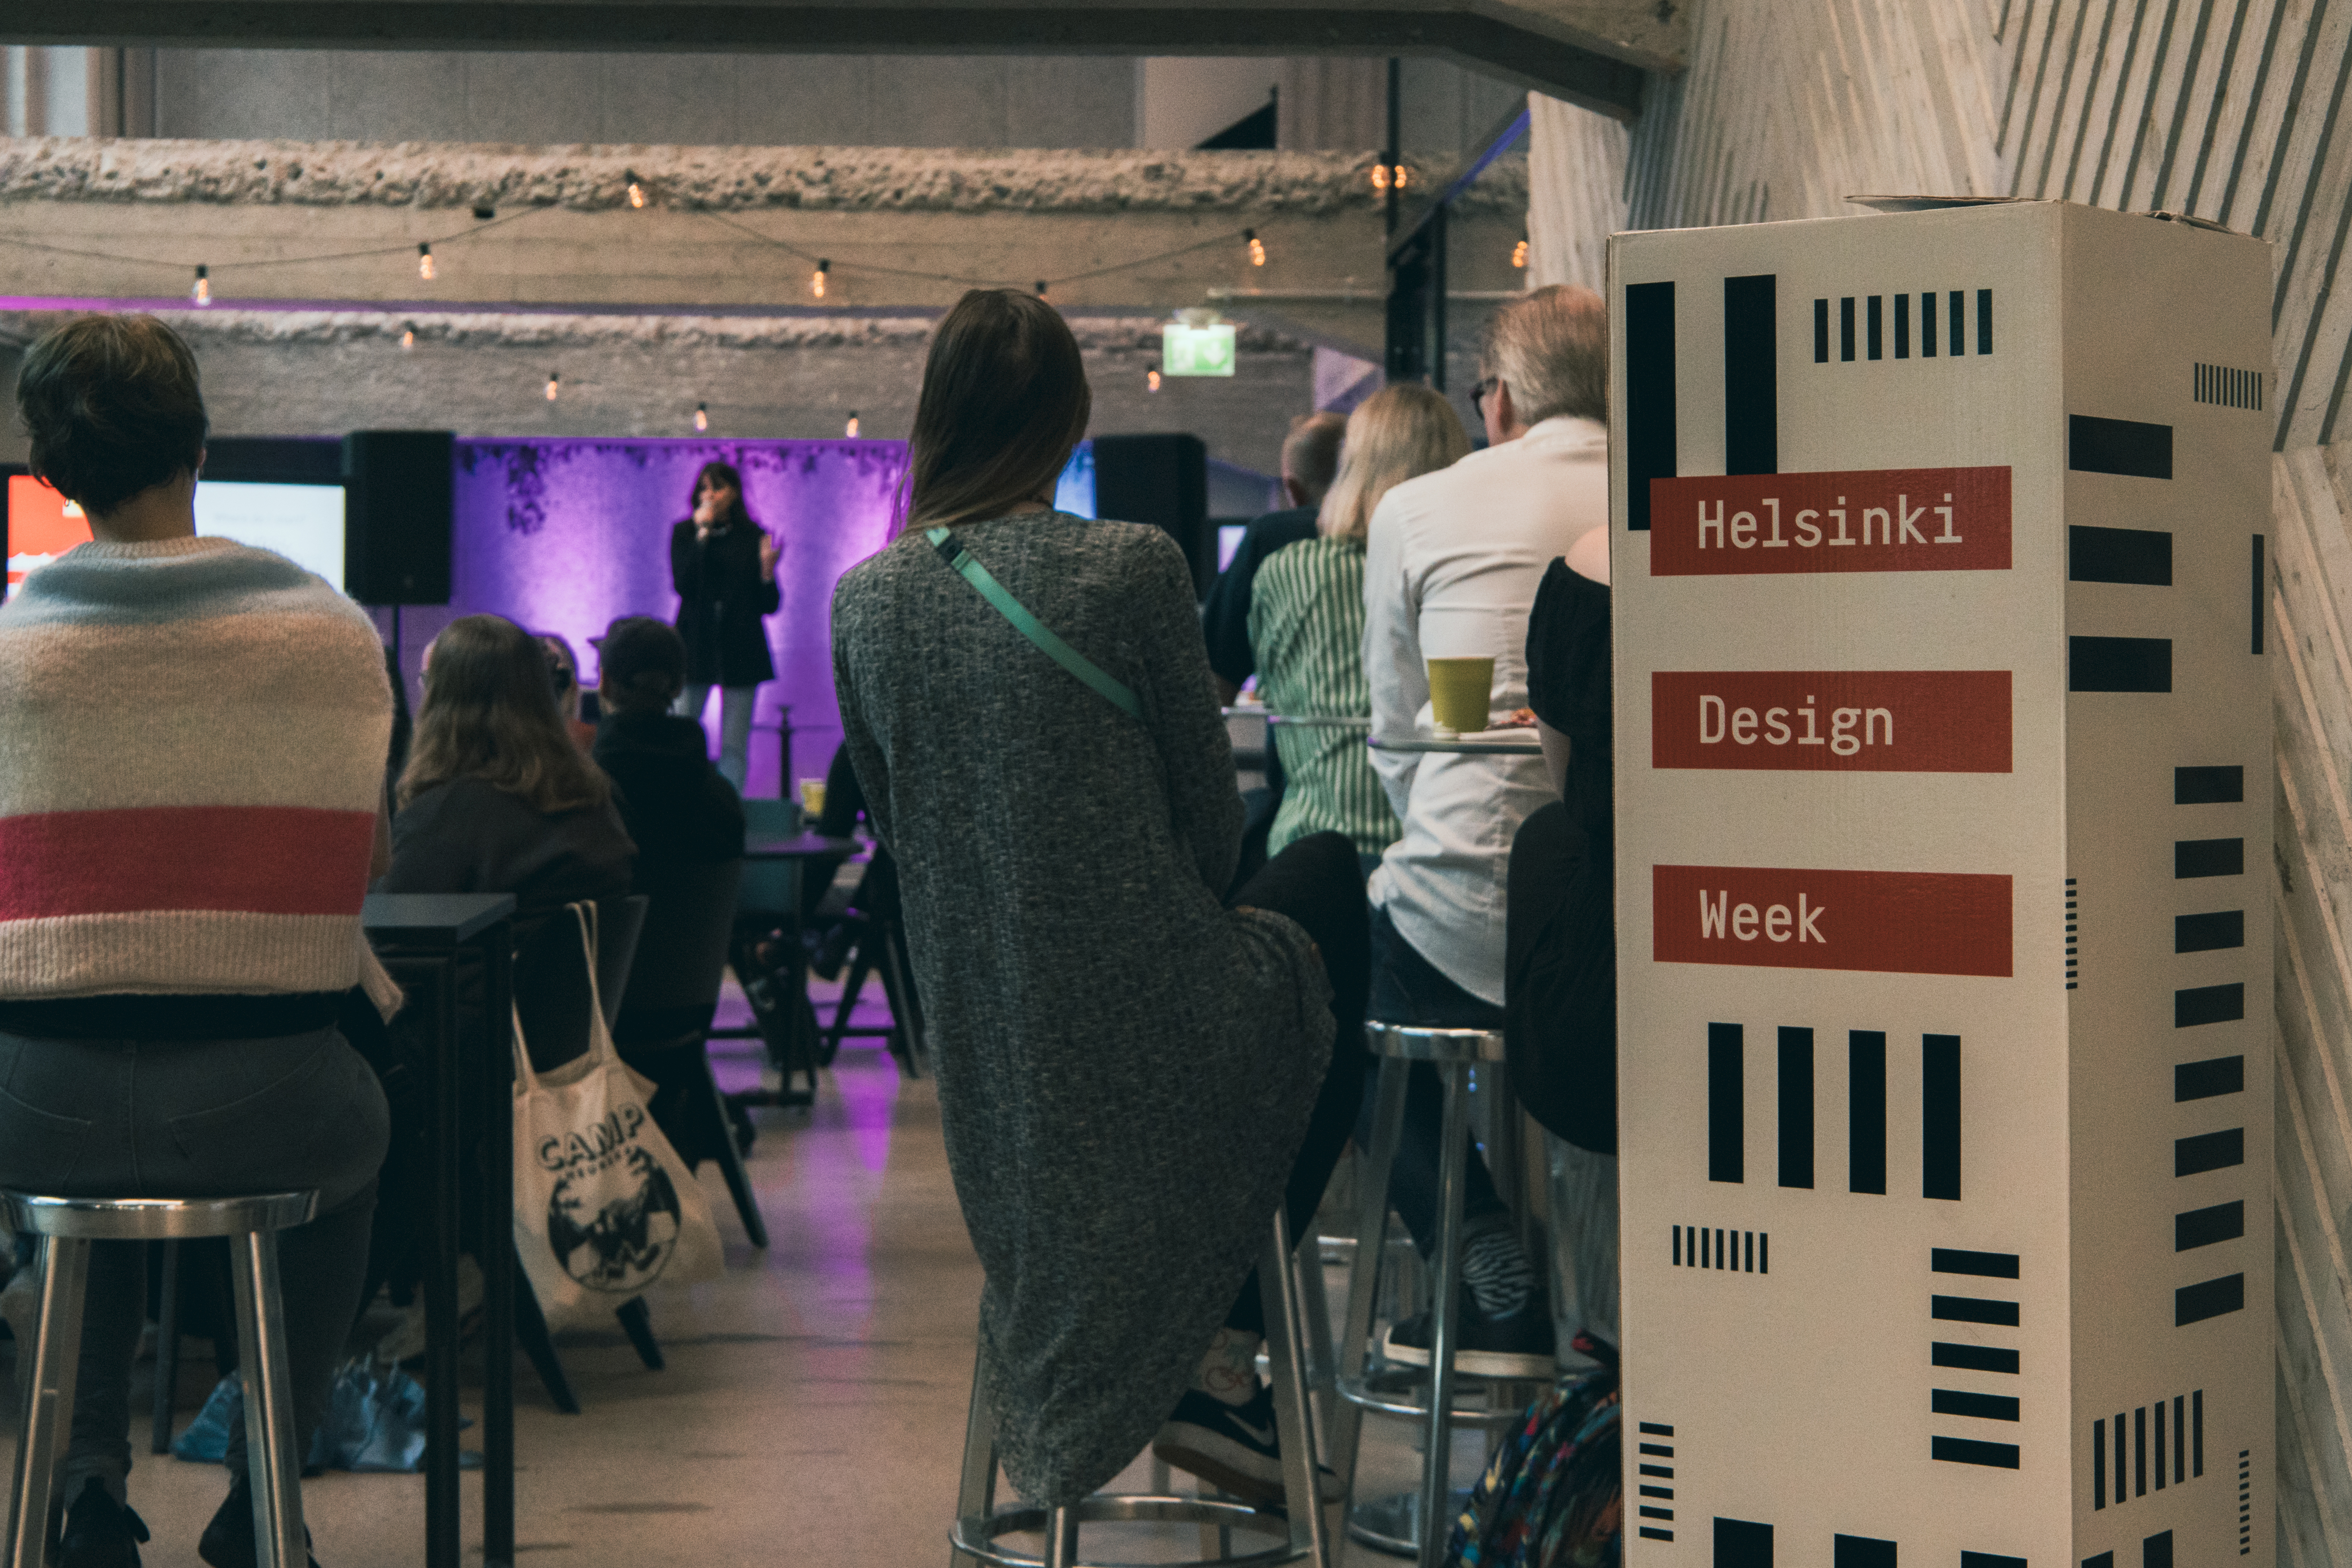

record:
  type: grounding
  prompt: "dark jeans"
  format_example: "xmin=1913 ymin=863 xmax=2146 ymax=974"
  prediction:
xmin=0 ymin=1026 xmax=390 ymax=1502
xmin=1221 ymin=831 xmax=1371 ymax=1338
xmin=1361 ymin=905 xmax=1511 ymax=1253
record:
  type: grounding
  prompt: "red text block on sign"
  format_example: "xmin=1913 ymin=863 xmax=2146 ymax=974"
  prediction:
xmin=1648 ymin=467 xmax=2011 ymax=576
xmin=1652 ymin=671 xmax=2012 ymax=772
xmin=1653 ymin=864 xmax=2012 ymax=977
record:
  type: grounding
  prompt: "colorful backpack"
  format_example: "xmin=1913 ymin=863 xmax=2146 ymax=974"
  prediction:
xmin=1444 ymin=1331 xmax=1624 ymax=1568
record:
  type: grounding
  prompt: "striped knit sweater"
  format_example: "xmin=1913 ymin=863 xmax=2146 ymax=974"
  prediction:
xmin=0 ymin=536 xmax=396 ymax=1005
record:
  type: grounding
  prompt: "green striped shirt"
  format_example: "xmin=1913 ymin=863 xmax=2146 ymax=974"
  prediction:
xmin=1247 ymin=535 xmax=1400 ymax=858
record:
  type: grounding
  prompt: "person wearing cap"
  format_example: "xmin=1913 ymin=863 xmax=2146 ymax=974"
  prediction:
xmin=592 ymin=615 xmax=746 ymax=872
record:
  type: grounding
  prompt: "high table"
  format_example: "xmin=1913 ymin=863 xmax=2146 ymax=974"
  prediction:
xmin=362 ymin=893 xmax=517 ymax=1568
xmin=719 ymin=834 xmax=863 ymax=1105
xmin=1367 ymin=729 xmax=1543 ymax=756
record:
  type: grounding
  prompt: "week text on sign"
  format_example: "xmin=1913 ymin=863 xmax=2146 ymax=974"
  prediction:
xmin=1652 ymin=863 xmax=2013 ymax=977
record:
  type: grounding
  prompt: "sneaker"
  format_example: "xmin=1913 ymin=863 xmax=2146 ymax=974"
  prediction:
xmin=198 ymin=1478 xmax=318 ymax=1568
xmin=1151 ymin=1386 xmax=1344 ymax=1508
xmin=1380 ymin=1295 xmax=1557 ymax=1380
xmin=58 ymin=1478 xmax=148 ymax=1568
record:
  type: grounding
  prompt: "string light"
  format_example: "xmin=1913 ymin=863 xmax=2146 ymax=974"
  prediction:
xmin=812 ymin=259 xmax=829 ymax=300
xmin=544 ymin=371 xmax=559 ymax=402
xmin=845 ymin=411 xmax=860 ymax=438
xmin=1245 ymin=229 xmax=1265 ymax=267
xmin=626 ymin=171 xmax=646 ymax=209
xmin=1512 ymin=237 xmax=1529 ymax=268
xmin=694 ymin=402 xmax=709 ymax=432
xmin=418 ymin=243 xmax=435 ymax=281
xmin=1147 ymin=364 xmax=1162 ymax=393
xmin=399 ymin=322 xmax=416 ymax=350
xmin=1371 ymin=163 xmax=1412 ymax=192
xmin=190 ymin=265 xmax=210 ymax=306
xmin=1034 ymin=281 xmax=1049 ymax=298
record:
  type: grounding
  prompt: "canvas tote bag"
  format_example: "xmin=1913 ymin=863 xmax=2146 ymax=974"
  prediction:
xmin=512 ymin=904 xmax=724 ymax=1321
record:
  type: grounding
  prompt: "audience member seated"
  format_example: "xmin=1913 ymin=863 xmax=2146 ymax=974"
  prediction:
xmin=831 ymin=288 xmax=1370 ymax=1510
xmin=1359 ymin=284 xmax=1613 ymax=1378
xmin=1249 ymin=385 xmax=1467 ymax=876
xmin=1200 ymin=410 xmax=1347 ymax=709
xmin=538 ymin=632 xmax=598 ymax=752
xmin=0 ymin=314 xmax=395 ymax=1568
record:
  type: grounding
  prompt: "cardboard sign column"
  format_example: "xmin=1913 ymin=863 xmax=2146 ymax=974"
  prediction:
xmin=1609 ymin=202 xmax=2274 ymax=1568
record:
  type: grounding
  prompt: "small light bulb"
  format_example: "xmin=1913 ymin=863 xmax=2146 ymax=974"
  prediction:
xmin=694 ymin=402 xmax=709 ymax=432
xmin=1246 ymin=229 xmax=1265 ymax=267
xmin=1147 ymin=367 xmax=1162 ymax=393
xmin=1371 ymin=164 xmax=1388 ymax=192
xmin=1394 ymin=164 xmax=1411 ymax=190
xmin=845 ymin=411 xmax=861 ymax=439
xmin=545 ymin=372 xmax=560 ymax=402
xmin=400 ymin=323 xmax=416 ymax=350
xmin=1512 ymin=238 xmax=1529 ymax=268
xmin=626 ymin=172 xmax=646 ymax=209
xmin=813 ymin=259 xmax=829 ymax=300
xmin=1034 ymin=281 xmax=1049 ymax=299
xmin=191 ymin=265 xmax=210 ymax=306
xmin=418 ymin=244 xmax=435 ymax=281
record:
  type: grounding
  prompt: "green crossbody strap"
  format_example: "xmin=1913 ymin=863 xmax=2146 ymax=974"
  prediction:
xmin=927 ymin=525 xmax=1144 ymax=721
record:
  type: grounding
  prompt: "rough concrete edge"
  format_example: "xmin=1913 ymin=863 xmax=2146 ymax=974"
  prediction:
xmin=0 ymin=137 xmax=1528 ymax=216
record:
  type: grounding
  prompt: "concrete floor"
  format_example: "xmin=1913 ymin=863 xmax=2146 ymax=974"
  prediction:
xmin=0 ymin=976 xmax=1500 ymax=1567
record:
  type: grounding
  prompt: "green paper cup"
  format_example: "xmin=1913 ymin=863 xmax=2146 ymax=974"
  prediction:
xmin=1427 ymin=656 xmax=1496 ymax=734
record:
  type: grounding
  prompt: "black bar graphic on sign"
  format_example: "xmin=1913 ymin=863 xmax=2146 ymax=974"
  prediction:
xmin=2115 ymin=1415 xmax=2128 ymax=1505
xmin=1894 ymin=293 xmax=1910 ymax=358
xmin=1978 ymin=288 xmax=1994 ymax=354
xmin=1866 ymin=294 xmax=1883 ymax=360
xmin=2254 ymin=535 xmax=2267 ymax=654
xmin=1723 ymin=275 xmax=1778 ymax=476
xmin=2176 ymin=838 xmax=2245 ymax=878
xmin=1640 ymin=1464 xmax=1672 ymax=1478
xmin=1640 ymin=1422 xmax=1674 ymax=1435
xmin=1935 ymin=1342 xmax=2020 ymax=1373
xmin=1814 ymin=299 xmax=1829 ymax=362
xmin=1638 ymin=1442 xmax=1674 ymax=1457
xmin=1841 ymin=297 xmax=1857 ymax=361
xmin=1933 ymin=1294 xmax=2019 ymax=1325
xmin=1933 ymin=1249 xmax=2019 ymax=1277
xmin=2175 ymin=984 xmax=2245 ymax=1027
xmin=1709 ymin=1022 xmax=1743 ymax=1182
xmin=1923 ymin=1034 xmax=1962 ymax=1200
xmin=2095 ymin=1416 xmax=2108 ymax=1508
xmin=1699 ymin=1226 xmax=1708 ymax=1267
xmin=2086 ymin=1555 xmax=2116 ymax=1568
xmin=2176 ymin=1274 xmax=2246 ymax=1324
xmin=1779 ymin=1025 xmax=1814 ymax=1188
xmin=2177 ymin=1200 xmax=2247 ymax=1250
xmin=2070 ymin=415 xmax=2174 ymax=478
xmin=2145 ymin=1531 xmax=2173 ymax=1568
xmin=2192 ymin=1391 xmax=2202 ymax=1474
xmin=1745 ymin=1230 xmax=1754 ymax=1271
xmin=1760 ymin=1232 xmax=1768 ymax=1273
xmin=1951 ymin=291 xmax=1966 ymax=355
xmin=1923 ymin=293 xmax=1939 ymax=357
xmin=1849 ymin=1030 xmax=1887 ymax=1195
xmin=1934 ymin=1437 xmax=2020 ymax=1468
xmin=2176 ymin=766 xmax=2244 ymax=803
xmin=2137 ymin=1405 xmax=2147 ymax=1496
xmin=1639 ymin=1528 xmax=1674 ymax=1542
xmin=2070 ymin=636 xmax=2173 ymax=692
xmin=2176 ymin=911 xmax=2246 ymax=952
xmin=1934 ymin=1389 xmax=2020 ymax=1420
xmin=2155 ymin=1398 xmax=2166 ymax=1489
xmin=2070 ymin=525 xmax=2174 ymax=584
xmin=1715 ymin=1517 xmax=1773 ymax=1568
xmin=2174 ymin=1396 xmax=2186 ymax=1482
xmin=2175 ymin=1128 xmax=2245 ymax=1175
xmin=1624 ymin=281 xmax=1676 ymax=531
xmin=1835 ymin=1535 xmax=1896 ymax=1568
xmin=1671 ymin=1225 xmax=1681 ymax=1265
xmin=1961 ymin=1555 xmax=2023 ymax=1568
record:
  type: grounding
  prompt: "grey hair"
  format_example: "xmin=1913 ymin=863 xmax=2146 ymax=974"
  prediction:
xmin=1479 ymin=284 xmax=1607 ymax=427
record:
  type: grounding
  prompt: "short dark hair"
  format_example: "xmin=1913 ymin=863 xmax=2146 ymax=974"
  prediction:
xmin=594 ymin=616 xmax=687 ymax=714
xmin=17 ymin=315 xmax=209 ymax=517
xmin=903 ymin=290 xmax=1089 ymax=532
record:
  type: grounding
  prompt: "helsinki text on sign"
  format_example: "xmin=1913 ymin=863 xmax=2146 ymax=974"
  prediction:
xmin=1653 ymin=864 xmax=2013 ymax=977
xmin=1649 ymin=467 xmax=2013 ymax=577
xmin=1652 ymin=671 xmax=2013 ymax=772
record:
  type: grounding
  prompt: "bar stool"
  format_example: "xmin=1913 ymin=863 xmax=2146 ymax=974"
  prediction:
xmin=1331 ymin=1022 xmax=1539 ymax=1568
xmin=948 ymin=1207 xmax=1329 ymax=1568
xmin=4 ymin=1189 xmax=319 ymax=1568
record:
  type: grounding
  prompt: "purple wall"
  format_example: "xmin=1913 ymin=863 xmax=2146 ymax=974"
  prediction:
xmin=449 ymin=438 xmax=908 ymax=800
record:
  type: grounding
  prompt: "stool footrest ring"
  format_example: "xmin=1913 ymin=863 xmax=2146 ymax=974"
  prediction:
xmin=1335 ymin=1373 xmax=1534 ymax=1424
xmin=950 ymin=1493 xmax=1312 ymax=1568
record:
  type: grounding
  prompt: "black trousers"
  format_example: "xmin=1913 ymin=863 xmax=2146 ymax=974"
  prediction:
xmin=1219 ymin=830 xmax=1371 ymax=1337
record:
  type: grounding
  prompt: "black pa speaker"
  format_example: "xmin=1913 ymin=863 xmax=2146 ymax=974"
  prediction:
xmin=1090 ymin=433 xmax=1211 ymax=597
xmin=342 ymin=430 xmax=453 ymax=606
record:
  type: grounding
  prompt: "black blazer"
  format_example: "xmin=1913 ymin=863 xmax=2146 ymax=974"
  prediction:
xmin=669 ymin=519 xmax=781 ymax=687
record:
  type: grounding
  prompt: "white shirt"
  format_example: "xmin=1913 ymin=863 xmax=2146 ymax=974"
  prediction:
xmin=1363 ymin=415 xmax=1609 ymax=1004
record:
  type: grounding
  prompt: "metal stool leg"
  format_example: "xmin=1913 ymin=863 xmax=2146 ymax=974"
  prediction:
xmin=1332 ymin=1054 xmax=1409 ymax=1492
xmin=1042 ymin=1506 xmax=1079 ymax=1568
xmin=1418 ymin=1063 xmax=1473 ymax=1568
xmin=1264 ymin=1208 xmax=1331 ymax=1568
xmin=7 ymin=1234 xmax=90 ymax=1568
xmin=948 ymin=1348 xmax=998 ymax=1568
xmin=151 ymin=1239 xmax=181 ymax=1454
xmin=229 ymin=1230 xmax=306 ymax=1568
xmin=1291 ymin=1232 xmax=1338 ymax=1434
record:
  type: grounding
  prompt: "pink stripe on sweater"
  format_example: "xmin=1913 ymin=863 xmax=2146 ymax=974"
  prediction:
xmin=0 ymin=806 xmax=374 ymax=920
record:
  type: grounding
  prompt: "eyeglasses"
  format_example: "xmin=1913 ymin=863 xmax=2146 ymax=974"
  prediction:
xmin=1471 ymin=377 xmax=1500 ymax=418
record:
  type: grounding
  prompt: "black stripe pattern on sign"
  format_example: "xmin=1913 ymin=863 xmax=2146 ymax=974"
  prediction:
xmin=1636 ymin=1416 xmax=1675 ymax=1536
xmin=2177 ymin=1275 xmax=2245 ymax=1324
xmin=2176 ymin=1056 xmax=2245 ymax=1100
xmin=2176 ymin=766 xmax=2244 ymax=803
xmin=1814 ymin=289 xmax=1992 ymax=364
xmin=2070 ymin=636 xmax=2172 ymax=691
xmin=2176 ymin=911 xmax=2245 ymax=952
xmin=2176 ymin=1200 xmax=2246 ymax=1251
xmin=2067 ymin=877 xmax=2079 ymax=989
xmin=2175 ymin=984 xmax=2244 ymax=1027
xmin=2195 ymin=363 xmax=2265 ymax=410
xmin=1723 ymin=275 xmax=1777 ymax=476
xmin=2176 ymin=838 xmax=2244 ymax=878
xmin=2071 ymin=525 xmax=2173 ymax=585
xmin=1624 ymin=281 xmax=1676 ymax=531
xmin=1849 ymin=1030 xmax=1887 ymax=1194
xmin=1923 ymin=1034 xmax=1961 ymax=1200
xmin=2239 ymin=1449 xmax=2252 ymax=1554
xmin=1709 ymin=1022 xmax=1743 ymax=1182
xmin=1671 ymin=1225 xmax=1767 ymax=1273
xmin=1778 ymin=1025 xmax=1813 ymax=1188
xmin=2071 ymin=415 xmax=2173 ymax=478
xmin=1715 ymin=1517 xmax=1770 ymax=1568
xmin=2092 ymin=1390 xmax=2204 ymax=1509
xmin=2174 ymin=1129 xmax=2244 ymax=1175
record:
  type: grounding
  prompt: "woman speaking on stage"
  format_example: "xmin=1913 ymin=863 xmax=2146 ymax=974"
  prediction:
xmin=669 ymin=459 xmax=781 ymax=791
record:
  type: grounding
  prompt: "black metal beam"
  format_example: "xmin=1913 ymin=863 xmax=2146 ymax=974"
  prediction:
xmin=2 ymin=4 xmax=1651 ymax=119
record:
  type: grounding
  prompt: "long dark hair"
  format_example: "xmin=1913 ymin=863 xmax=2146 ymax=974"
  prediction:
xmin=902 ymin=290 xmax=1089 ymax=533
xmin=687 ymin=460 xmax=752 ymax=529
xmin=400 ymin=615 xmax=611 ymax=813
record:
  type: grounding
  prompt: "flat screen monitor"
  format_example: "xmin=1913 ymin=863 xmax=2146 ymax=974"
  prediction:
xmin=4 ymin=473 xmax=346 ymax=598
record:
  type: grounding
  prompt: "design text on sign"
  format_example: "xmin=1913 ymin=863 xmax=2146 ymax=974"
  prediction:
xmin=1649 ymin=467 xmax=2012 ymax=577
xmin=1652 ymin=672 xmax=2012 ymax=772
xmin=1653 ymin=864 xmax=2013 ymax=977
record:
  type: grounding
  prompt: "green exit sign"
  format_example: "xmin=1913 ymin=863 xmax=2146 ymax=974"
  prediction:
xmin=1162 ymin=323 xmax=1237 ymax=377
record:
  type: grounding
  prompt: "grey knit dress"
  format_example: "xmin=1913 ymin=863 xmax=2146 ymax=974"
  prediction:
xmin=832 ymin=512 xmax=1334 ymax=1506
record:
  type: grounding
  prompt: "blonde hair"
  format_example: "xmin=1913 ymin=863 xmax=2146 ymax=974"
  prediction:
xmin=1480 ymin=284 xmax=1607 ymax=427
xmin=1316 ymin=384 xmax=1471 ymax=543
